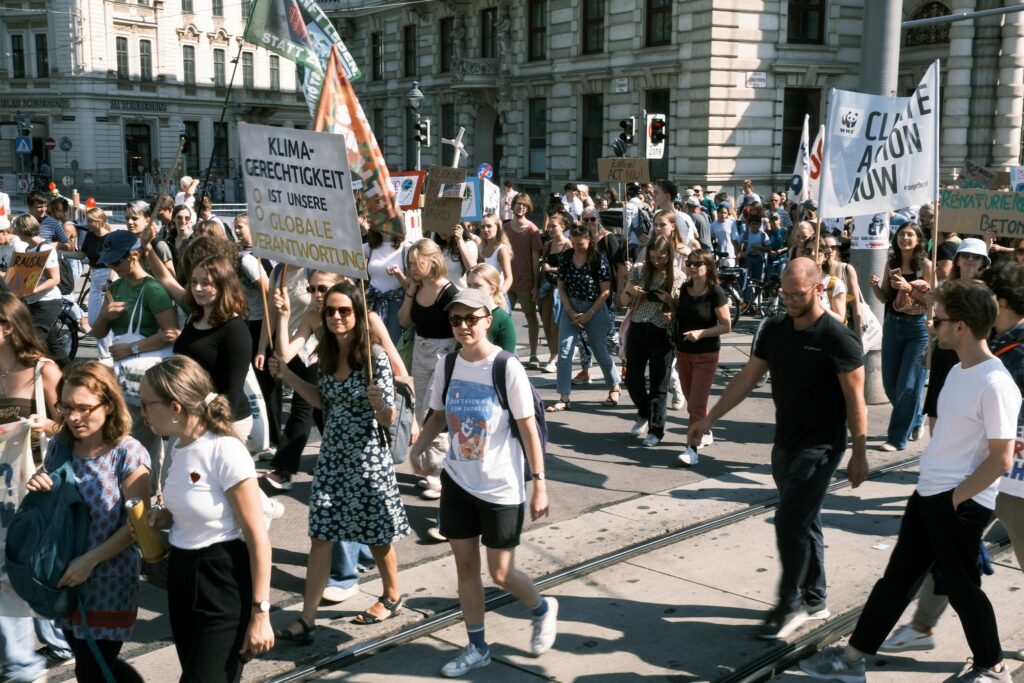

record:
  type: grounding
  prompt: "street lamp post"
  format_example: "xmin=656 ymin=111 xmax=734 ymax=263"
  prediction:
xmin=406 ymin=81 xmax=424 ymax=171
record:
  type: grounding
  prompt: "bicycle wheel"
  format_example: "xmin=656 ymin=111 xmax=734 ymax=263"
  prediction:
xmin=52 ymin=310 xmax=80 ymax=361
xmin=750 ymin=316 xmax=770 ymax=388
xmin=727 ymin=287 xmax=743 ymax=327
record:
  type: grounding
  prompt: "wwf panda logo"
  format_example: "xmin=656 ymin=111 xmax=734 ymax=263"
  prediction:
xmin=836 ymin=108 xmax=864 ymax=136
xmin=841 ymin=110 xmax=859 ymax=129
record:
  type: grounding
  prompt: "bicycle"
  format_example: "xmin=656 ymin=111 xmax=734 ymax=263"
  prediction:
xmin=52 ymin=299 xmax=81 ymax=362
xmin=716 ymin=266 xmax=746 ymax=327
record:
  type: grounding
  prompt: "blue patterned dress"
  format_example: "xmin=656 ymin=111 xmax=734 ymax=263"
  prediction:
xmin=309 ymin=352 xmax=411 ymax=546
xmin=45 ymin=437 xmax=150 ymax=641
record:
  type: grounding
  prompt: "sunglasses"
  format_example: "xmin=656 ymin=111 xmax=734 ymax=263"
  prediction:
xmin=686 ymin=261 xmax=705 ymax=268
xmin=583 ymin=217 xmax=599 ymax=222
xmin=448 ymin=314 xmax=489 ymax=328
xmin=324 ymin=305 xmax=354 ymax=318
xmin=306 ymin=284 xmax=330 ymax=294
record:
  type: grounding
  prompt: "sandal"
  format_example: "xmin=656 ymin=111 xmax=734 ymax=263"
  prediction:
xmin=351 ymin=595 xmax=404 ymax=625
xmin=545 ymin=400 xmax=571 ymax=413
xmin=601 ymin=389 xmax=621 ymax=407
xmin=275 ymin=617 xmax=316 ymax=644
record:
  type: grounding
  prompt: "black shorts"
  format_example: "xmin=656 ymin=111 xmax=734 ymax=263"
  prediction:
xmin=439 ymin=470 xmax=525 ymax=549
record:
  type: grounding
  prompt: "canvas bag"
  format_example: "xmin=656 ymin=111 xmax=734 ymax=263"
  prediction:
xmin=111 ymin=288 xmax=173 ymax=406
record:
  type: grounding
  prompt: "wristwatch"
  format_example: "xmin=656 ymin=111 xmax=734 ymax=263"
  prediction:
xmin=531 ymin=472 xmax=546 ymax=481
xmin=130 ymin=342 xmax=140 ymax=356
xmin=253 ymin=599 xmax=271 ymax=613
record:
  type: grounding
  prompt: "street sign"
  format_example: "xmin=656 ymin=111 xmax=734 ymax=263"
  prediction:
xmin=61 ymin=176 xmax=72 ymax=188
xmin=614 ymin=78 xmax=629 ymax=93
xmin=58 ymin=136 xmax=72 ymax=152
xmin=645 ymin=114 xmax=666 ymax=160
xmin=477 ymin=163 xmax=493 ymax=181
xmin=14 ymin=137 xmax=32 ymax=155
xmin=44 ymin=137 xmax=56 ymax=151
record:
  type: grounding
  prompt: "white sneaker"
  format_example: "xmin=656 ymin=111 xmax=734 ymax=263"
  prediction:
xmin=700 ymin=431 xmax=714 ymax=448
xmin=321 ymin=584 xmax=360 ymax=604
xmin=677 ymin=446 xmax=699 ymax=467
xmin=642 ymin=434 xmax=661 ymax=447
xmin=441 ymin=644 xmax=491 ymax=677
xmin=254 ymin=448 xmax=276 ymax=462
xmin=629 ymin=419 xmax=649 ymax=437
xmin=426 ymin=525 xmax=447 ymax=542
xmin=530 ymin=597 xmax=558 ymax=656
xmin=543 ymin=360 xmax=557 ymax=373
xmin=879 ymin=623 xmax=935 ymax=652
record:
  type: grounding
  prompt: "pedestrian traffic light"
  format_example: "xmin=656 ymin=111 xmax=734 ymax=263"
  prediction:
xmin=650 ymin=118 xmax=666 ymax=145
xmin=619 ymin=117 xmax=635 ymax=145
xmin=414 ymin=119 xmax=431 ymax=147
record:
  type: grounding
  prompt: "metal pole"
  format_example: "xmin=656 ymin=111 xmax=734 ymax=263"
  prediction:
xmin=902 ymin=3 xmax=1024 ymax=29
xmin=851 ymin=0 xmax=902 ymax=405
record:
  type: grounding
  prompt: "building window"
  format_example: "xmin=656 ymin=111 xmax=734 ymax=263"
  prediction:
xmin=441 ymin=103 xmax=455 ymax=165
xmin=906 ymin=2 xmax=950 ymax=46
xmin=528 ymin=98 xmax=546 ymax=177
xmin=372 ymin=108 xmax=385 ymax=144
xmin=581 ymin=94 xmax=603 ymax=179
xmin=213 ymin=48 xmax=225 ymax=87
xmin=781 ymin=87 xmax=821 ymax=171
xmin=34 ymin=34 xmax=48 ymax=77
xmin=269 ymin=55 xmax=279 ymax=90
xmin=182 ymin=0 xmax=193 ymax=12
xmin=183 ymin=44 xmax=195 ymax=85
xmin=787 ymin=0 xmax=825 ymax=45
xmin=527 ymin=0 xmax=546 ymax=61
xmin=582 ymin=0 xmax=605 ymax=55
xmin=212 ymin=0 xmax=223 ymax=17
xmin=184 ymin=120 xmax=200 ymax=175
xmin=403 ymin=24 xmax=417 ymax=77
xmin=242 ymin=52 xmax=254 ymax=88
xmin=481 ymin=8 xmax=496 ymax=59
xmin=646 ymin=89 xmax=670 ymax=179
xmin=213 ymin=122 xmax=228 ymax=178
xmin=440 ymin=17 xmax=453 ymax=72
xmin=646 ymin=0 xmax=672 ymax=47
xmin=371 ymin=32 xmax=383 ymax=80
xmin=116 ymin=36 xmax=129 ymax=79
xmin=11 ymin=35 xmax=25 ymax=79
xmin=139 ymin=39 xmax=152 ymax=81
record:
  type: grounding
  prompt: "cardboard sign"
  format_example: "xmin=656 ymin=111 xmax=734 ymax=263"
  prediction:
xmin=598 ymin=157 xmax=650 ymax=183
xmin=389 ymin=171 xmax=426 ymax=211
xmin=5 ymin=251 xmax=50 ymax=297
xmin=422 ymin=166 xmax=466 ymax=235
xmin=961 ymin=160 xmax=997 ymax=190
xmin=238 ymin=122 xmax=366 ymax=280
xmin=939 ymin=187 xmax=1024 ymax=238
xmin=1011 ymin=166 xmax=1024 ymax=193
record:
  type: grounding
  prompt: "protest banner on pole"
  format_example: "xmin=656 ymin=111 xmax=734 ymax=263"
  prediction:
xmin=938 ymin=187 xmax=1024 ymax=239
xmin=0 ymin=420 xmax=33 ymax=617
xmin=5 ymin=251 xmax=50 ymax=297
xmin=239 ymin=122 xmax=365 ymax=280
xmin=422 ymin=166 xmax=466 ymax=235
xmin=807 ymin=125 xmax=824 ymax=202
xmin=819 ymin=61 xmax=940 ymax=219
xmin=788 ymin=115 xmax=811 ymax=202
xmin=598 ymin=158 xmax=650 ymax=183
xmin=314 ymin=48 xmax=405 ymax=239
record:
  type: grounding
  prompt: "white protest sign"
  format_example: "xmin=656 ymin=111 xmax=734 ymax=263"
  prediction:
xmin=482 ymin=178 xmax=500 ymax=216
xmin=819 ymin=61 xmax=939 ymax=219
xmin=239 ymin=122 xmax=365 ymax=280
xmin=851 ymin=213 xmax=890 ymax=250
xmin=0 ymin=420 xmax=33 ymax=617
xmin=1011 ymin=166 xmax=1024 ymax=193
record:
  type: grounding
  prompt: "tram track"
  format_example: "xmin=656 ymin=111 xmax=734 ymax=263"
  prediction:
xmin=267 ymin=455 xmax=924 ymax=683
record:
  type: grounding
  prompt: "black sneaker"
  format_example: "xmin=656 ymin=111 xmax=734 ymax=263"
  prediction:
xmin=757 ymin=605 xmax=810 ymax=640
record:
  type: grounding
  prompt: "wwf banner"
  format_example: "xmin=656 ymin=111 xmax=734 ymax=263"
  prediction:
xmin=819 ymin=61 xmax=939 ymax=219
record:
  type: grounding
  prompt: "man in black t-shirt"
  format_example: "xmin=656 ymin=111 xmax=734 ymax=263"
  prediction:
xmin=689 ymin=257 xmax=867 ymax=640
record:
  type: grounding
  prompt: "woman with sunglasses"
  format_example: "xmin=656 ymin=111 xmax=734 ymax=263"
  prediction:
xmin=26 ymin=362 xmax=151 ymax=682
xmin=548 ymin=225 xmax=621 ymax=412
xmin=270 ymin=282 xmax=409 ymax=640
xmin=538 ymin=212 xmax=572 ymax=373
xmin=573 ymin=210 xmax=626 ymax=386
xmin=800 ymin=237 xmax=848 ymax=324
xmin=477 ymin=215 xmax=514 ymax=298
xmin=673 ymin=249 xmax=732 ymax=466
xmin=824 ymin=236 xmax=862 ymax=336
xmin=620 ymin=235 xmax=684 ymax=447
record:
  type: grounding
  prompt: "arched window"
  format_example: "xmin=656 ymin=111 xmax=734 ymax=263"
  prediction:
xmin=906 ymin=2 xmax=951 ymax=46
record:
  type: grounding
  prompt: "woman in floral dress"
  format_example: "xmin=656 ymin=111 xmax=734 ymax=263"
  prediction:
xmin=271 ymin=281 xmax=410 ymax=643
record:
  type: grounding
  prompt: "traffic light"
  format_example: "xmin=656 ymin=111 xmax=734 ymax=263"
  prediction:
xmin=650 ymin=118 xmax=666 ymax=145
xmin=618 ymin=117 xmax=635 ymax=144
xmin=414 ymin=119 xmax=431 ymax=147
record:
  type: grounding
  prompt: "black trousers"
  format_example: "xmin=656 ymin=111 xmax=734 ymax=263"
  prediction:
xmin=246 ymin=318 xmax=280 ymax=448
xmin=850 ymin=490 xmax=1001 ymax=667
xmin=62 ymin=631 xmax=123 ymax=683
xmin=28 ymin=298 xmax=67 ymax=366
xmin=268 ymin=357 xmax=319 ymax=474
xmin=169 ymin=539 xmax=253 ymax=683
xmin=623 ymin=321 xmax=673 ymax=438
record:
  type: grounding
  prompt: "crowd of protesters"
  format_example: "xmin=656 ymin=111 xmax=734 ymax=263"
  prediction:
xmin=0 ymin=176 xmax=1022 ymax=682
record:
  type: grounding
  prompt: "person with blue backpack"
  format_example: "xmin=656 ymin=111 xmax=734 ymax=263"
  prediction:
xmin=23 ymin=361 xmax=152 ymax=683
xmin=409 ymin=287 xmax=556 ymax=678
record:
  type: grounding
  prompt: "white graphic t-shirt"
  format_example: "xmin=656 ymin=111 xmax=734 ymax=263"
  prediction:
xmin=429 ymin=350 xmax=535 ymax=505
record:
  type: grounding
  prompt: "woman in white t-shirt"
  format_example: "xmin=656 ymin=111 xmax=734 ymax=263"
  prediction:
xmin=142 ymin=356 xmax=273 ymax=681
xmin=408 ymin=287 xmax=556 ymax=678
xmin=11 ymin=214 xmax=67 ymax=364
xmin=802 ymin=237 xmax=847 ymax=323
xmin=364 ymin=228 xmax=408 ymax=344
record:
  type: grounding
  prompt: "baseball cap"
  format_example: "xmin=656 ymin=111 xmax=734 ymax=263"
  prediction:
xmin=445 ymin=288 xmax=495 ymax=312
xmin=691 ymin=185 xmax=703 ymax=192
xmin=955 ymin=238 xmax=991 ymax=265
xmin=802 ymin=199 xmax=818 ymax=210
xmin=97 ymin=230 xmax=142 ymax=265
xmin=685 ymin=198 xmax=700 ymax=207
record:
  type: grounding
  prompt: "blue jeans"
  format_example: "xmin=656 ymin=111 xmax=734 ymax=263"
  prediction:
xmin=0 ymin=617 xmax=46 ymax=682
xmin=557 ymin=297 xmax=620 ymax=395
xmin=580 ymin=300 xmax=618 ymax=370
xmin=881 ymin=313 xmax=928 ymax=448
xmin=366 ymin=287 xmax=404 ymax=345
xmin=329 ymin=541 xmax=374 ymax=589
